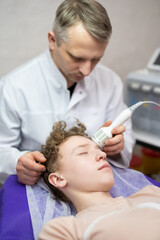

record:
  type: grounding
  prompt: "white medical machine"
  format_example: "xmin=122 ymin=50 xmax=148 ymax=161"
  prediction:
xmin=125 ymin=48 xmax=160 ymax=149
xmin=92 ymin=49 xmax=160 ymax=149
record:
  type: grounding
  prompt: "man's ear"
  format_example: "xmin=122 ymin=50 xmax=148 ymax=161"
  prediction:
xmin=48 ymin=172 xmax=67 ymax=188
xmin=48 ymin=31 xmax=56 ymax=51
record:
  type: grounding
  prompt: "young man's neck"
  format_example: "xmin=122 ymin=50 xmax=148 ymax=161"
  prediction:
xmin=70 ymin=191 xmax=113 ymax=213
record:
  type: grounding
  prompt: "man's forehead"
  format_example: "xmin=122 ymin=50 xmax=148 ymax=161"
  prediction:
xmin=62 ymin=22 xmax=108 ymax=52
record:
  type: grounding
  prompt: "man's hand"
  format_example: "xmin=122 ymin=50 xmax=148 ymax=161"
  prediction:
xmin=102 ymin=121 xmax=126 ymax=157
xmin=16 ymin=151 xmax=46 ymax=185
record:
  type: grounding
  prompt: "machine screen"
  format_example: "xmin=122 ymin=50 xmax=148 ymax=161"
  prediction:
xmin=147 ymin=48 xmax=160 ymax=71
xmin=154 ymin=53 xmax=160 ymax=66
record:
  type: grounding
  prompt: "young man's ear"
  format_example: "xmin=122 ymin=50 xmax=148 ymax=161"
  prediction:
xmin=48 ymin=31 xmax=56 ymax=51
xmin=49 ymin=172 xmax=67 ymax=188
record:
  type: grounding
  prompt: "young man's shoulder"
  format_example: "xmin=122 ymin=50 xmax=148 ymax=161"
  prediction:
xmin=39 ymin=215 xmax=77 ymax=239
xmin=129 ymin=185 xmax=160 ymax=200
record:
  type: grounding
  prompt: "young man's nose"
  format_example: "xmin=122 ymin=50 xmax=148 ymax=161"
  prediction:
xmin=96 ymin=150 xmax=107 ymax=161
xmin=79 ymin=60 xmax=91 ymax=76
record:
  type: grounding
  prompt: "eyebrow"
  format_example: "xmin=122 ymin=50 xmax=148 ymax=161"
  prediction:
xmin=67 ymin=51 xmax=103 ymax=61
xmin=67 ymin=52 xmax=82 ymax=60
xmin=72 ymin=143 xmax=100 ymax=154
xmin=72 ymin=144 xmax=89 ymax=153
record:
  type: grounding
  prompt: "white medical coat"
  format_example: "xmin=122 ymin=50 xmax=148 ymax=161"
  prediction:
xmin=0 ymin=49 xmax=135 ymax=183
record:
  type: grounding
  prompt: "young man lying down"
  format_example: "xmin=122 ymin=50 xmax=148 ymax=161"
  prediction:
xmin=38 ymin=120 xmax=160 ymax=240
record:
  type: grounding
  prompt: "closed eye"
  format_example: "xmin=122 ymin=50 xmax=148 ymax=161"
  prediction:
xmin=78 ymin=152 xmax=88 ymax=155
xmin=68 ymin=52 xmax=83 ymax=62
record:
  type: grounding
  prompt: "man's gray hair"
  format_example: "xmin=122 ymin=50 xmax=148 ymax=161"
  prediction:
xmin=53 ymin=0 xmax=112 ymax=45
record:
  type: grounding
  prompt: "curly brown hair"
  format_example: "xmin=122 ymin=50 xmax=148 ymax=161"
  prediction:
xmin=41 ymin=119 xmax=90 ymax=203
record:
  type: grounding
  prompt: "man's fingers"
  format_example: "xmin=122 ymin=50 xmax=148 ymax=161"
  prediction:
xmin=17 ymin=151 xmax=47 ymax=185
xmin=31 ymin=151 xmax=46 ymax=163
xmin=103 ymin=133 xmax=124 ymax=156
xmin=105 ymin=134 xmax=123 ymax=146
xmin=17 ymin=174 xmax=40 ymax=185
xmin=111 ymin=125 xmax=126 ymax=135
xmin=21 ymin=167 xmax=44 ymax=177
xmin=102 ymin=121 xmax=112 ymax=128
xmin=104 ymin=141 xmax=123 ymax=152
xmin=22 ymin=158 xmax=46 ymax=172
xmin=17 ymin=151 xmax=46 ymax=172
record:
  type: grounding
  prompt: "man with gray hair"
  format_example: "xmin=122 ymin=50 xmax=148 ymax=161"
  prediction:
xmin=0 ymin=0 xmax=135 ymax=186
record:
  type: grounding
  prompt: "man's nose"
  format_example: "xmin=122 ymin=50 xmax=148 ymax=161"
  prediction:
xmin=79 ymin=60 xmax=91 ymax=77
xmin=96 ymin=150 xmax=107 ymax=161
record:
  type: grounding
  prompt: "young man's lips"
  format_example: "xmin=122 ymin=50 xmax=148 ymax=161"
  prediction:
xmin=98 ymin=163 xmax=110 ymax=170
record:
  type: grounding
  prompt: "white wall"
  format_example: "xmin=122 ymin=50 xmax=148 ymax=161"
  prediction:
xmin=0 ymin=0 xmax=160 ymax=82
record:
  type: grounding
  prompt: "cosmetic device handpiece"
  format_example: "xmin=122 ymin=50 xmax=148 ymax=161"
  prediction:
xmin=92 ymin=101 xmax=160 ymax=148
